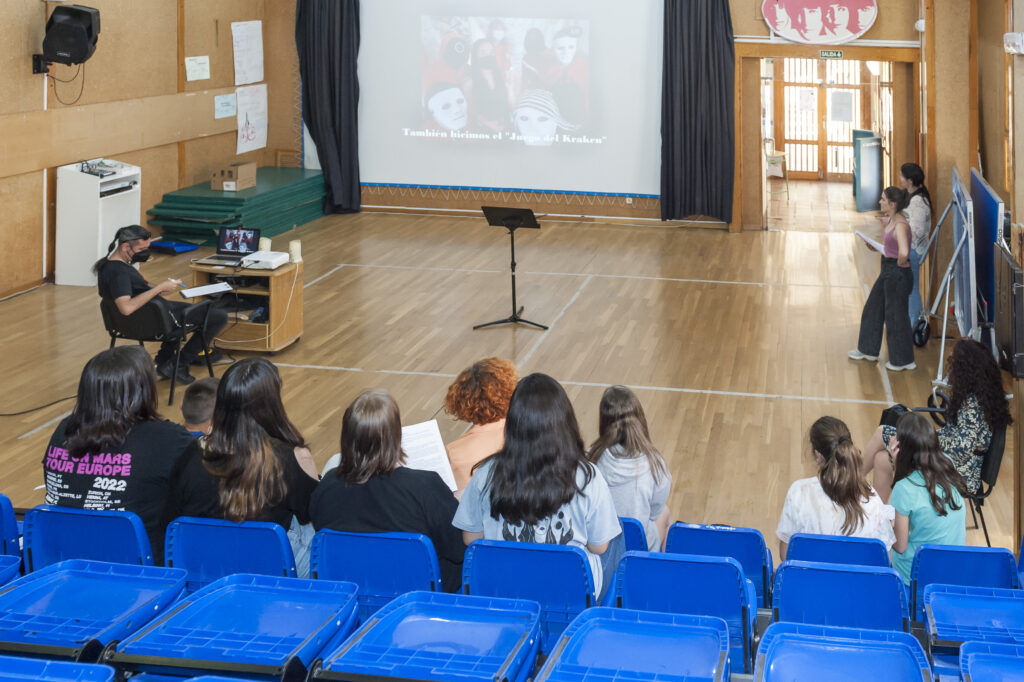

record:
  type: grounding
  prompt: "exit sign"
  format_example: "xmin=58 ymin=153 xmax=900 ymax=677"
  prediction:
xmin=820 ymin=49 xmax=844 ymax=59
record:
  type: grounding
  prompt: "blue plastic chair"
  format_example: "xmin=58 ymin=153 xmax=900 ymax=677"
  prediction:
xmin=910 ymin=544 xmax=1020 ymax=621
xmin=310 ymin=530 xmax=442 ymax=622
xmin=924 ymin=584 xmax=1024 ymax=677
xmin=786 ymin=533 xmax=890 ymax=568
xmin=110 ymin=574 xmax=359 ymax=680
xmin=772 ymin=560 xmax=909 ymax=631
xmin=0 ymin=559 xmax=186 ymax=662
xmin=0 ymin=653 xmax=115 ymax=681
xmin=1019 ymin=534 xmax=1024 ymax=589
xmin=462 ymin=540 xmax=595 ymax=654
xmin=610 ymin=551 xmax=756 ymax=674
xmin=164 ymin=516 xmax=296 ymax=593
xmin=620 ymin=517 xmax=649 ymax=552
xmin=0 ymin=555 xmax=19 ymax=587
xmin=319 ymin=591 xmax=542 ymax=682
xmin=22 ymin=505 xmax=153 ymax=572
xmin=665 ymin=522 xmax=774 ymax=608
xmin=960 ymin=641 xmax=1024 ymax=682
xmin=754 ymin=622 xmax=931 ymax=681
xmin=0 ymin=494 xmax=18 ymax=557
xmin=535 ymin=608 xmax=731 ymax=682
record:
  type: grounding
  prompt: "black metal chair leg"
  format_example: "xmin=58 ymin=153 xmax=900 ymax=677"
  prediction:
xmin=168 ymin=337 xmax=183 ymax=406
xmin=976 ymin=503 xmax=991 ymax=547
xmin=968 ymin=499 xmax=979 ymax=531
xmin=198 ymin=329 xmax=214 ymax=377
xmin=109 ymin=336 xmax=116 ymax=349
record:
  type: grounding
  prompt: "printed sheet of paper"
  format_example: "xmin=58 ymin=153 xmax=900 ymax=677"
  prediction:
xmin=236 ymin=84 xmax=268 ymax=154
xmin=401 ymin=419 xmax=457 ymax=491
xmin=214 ymin=93 xmax=237 ymax=119
xmin=830 ymin=90 xmax=854 ymax=123
xmin=231 ymin=20 xmax=264 ymax=85
xmin=855 ymin=230 xmax=885 ymax=253
xmin=184 ymin=56 xmax=210 ymax=81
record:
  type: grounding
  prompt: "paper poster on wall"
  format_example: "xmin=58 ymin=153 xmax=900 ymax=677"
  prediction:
xmin=214 ymin=93 xmax=237 ymax=119
xmin=798 ymin=88 xmax=816 ymax=114
xmin=231 ymin=20 xmax=264 ymax=85
xmin=830 ymin=90 xmax=854 ymax=123
xmin=236 ymin=84 xmax=268 ymax=154
xmin=184 ymin=56 xmax=210 ymax=81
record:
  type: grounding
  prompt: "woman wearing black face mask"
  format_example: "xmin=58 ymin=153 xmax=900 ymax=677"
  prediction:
xmin=468 ymin=39 xmax=510 ymax=133
xmin=92 ymin=225 xmax=228 ymax=384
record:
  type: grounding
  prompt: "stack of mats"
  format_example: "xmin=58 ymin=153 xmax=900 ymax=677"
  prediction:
xmin=147 ymin=167 xmax=326 ymax=245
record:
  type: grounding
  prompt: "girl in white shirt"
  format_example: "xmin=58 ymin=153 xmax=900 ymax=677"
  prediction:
xmin=900 ymin=162 xmax=932 ymax=324
xmin=776 ymin=416 xmax=895 ymax=561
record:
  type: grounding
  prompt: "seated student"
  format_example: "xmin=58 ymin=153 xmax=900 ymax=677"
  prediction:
xmin=889 ymin=411 xmax=967 ymax=584
xmin=309 ymin=389 xmax=465 ymax=592
xmin=43 ymin=346 xmax=194 ymax=563
xmin=443 ymin=357 xmax=518 ymax=496
xmin=181 ymin=377 xmax=219 ymax=437
xmin=453 ymin=373 xmax=621 ymax=595
xmin=162 ymin=358 xmax=318 ymax=572
xmin=586 ymin=385 xmax=671 ymax=551
xmin=776 ymin=416 xmax=895 ymax=561
xmin=93 ymin=224 xmax=228 ymax=385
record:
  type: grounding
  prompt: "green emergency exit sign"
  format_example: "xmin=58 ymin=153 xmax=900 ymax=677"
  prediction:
xmin=820 ymin=49 xmax=843 ymax=59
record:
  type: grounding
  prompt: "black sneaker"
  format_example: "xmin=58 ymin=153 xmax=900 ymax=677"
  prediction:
xmin=157 ymin=359 xmax=195 ymax=385
xmin=191 ymin=348 xmax=224 ymax=365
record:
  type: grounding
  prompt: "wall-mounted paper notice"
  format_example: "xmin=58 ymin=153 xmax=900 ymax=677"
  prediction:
xmin=401 ymin=419 xmax=457 ymax=491
xmin=184 ymin=56 xmax=210 ymax=81
xmin=231 ymin=20 xmax=264 ymax=85
xmin=214 ymin=93 xmax=237 ymax=119
xmin=236 ymin=84 xmax=268 ymax=154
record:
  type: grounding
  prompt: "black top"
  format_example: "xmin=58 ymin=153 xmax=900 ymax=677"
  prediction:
xmin=162 ymin=437 xmax=318 ymax=533
xmin=96 ymin=259 xmax=150 ymax=300
xmin=43 ymin=417 xmax=194 ymax=564
xmin=309 ymin=467 xmax=465 ymax=593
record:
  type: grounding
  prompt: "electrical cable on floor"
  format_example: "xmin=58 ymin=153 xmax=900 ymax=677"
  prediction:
xmin=0 ymin=395 xmax=75 ymax=417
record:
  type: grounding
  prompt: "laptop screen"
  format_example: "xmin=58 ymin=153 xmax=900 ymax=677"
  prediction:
xmin=218 ymin=227 xmax=260 ymax=255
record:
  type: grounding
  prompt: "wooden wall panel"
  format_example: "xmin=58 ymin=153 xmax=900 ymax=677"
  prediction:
xmin=740 ymin=57 xmax=763 ymax=230
xmin=183 ymin=0 xmax=266 ymax=93
xmin=264 ymin=0 xmax=301 ymax=166
xmin=0 ymin=2 xmax=45 ymax=116
xmin=0 ymin=172 xmax=44 ymax=296
xmin=117 ymin=144 xmax=180 ymax=222
xmin=731 ymin=0 xmax=920 ymax=42
xmin=892 ymin=63 xmax=916 ymax=170
xmin=978 ymin=0 xmax=1008 ymax=200
xmin=183 ymin=131 xmax=265 ymax=188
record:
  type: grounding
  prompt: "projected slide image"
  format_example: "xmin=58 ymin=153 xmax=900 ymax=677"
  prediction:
xmin=417 ymin=16 xmax=598 ymax=147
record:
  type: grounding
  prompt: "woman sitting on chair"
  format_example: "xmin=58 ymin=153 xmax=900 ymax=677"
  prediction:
xmin=861 ymin=338 xmax=1012 ymax=501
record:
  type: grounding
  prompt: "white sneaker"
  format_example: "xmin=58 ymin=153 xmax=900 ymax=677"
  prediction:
xmin=848 ymin=349 xmax=878 ymax=361
xmin=885 ymin=361 xmax=917 ymax=371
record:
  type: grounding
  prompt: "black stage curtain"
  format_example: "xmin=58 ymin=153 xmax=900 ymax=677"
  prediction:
xmin=296 ymin=0 xmax=361 ymax=213
xmin=661 ymin=0 xmax=735 ymax=223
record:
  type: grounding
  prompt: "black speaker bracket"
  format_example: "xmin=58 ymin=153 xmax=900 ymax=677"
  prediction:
xmin=32 ymin=54 xmax=50 ymax=74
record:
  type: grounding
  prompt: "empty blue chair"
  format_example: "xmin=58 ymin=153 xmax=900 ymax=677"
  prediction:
xmin=164 ymin=516 xmax=296 ymax=593
xmin=924 ymin=584 xmax=1024 ymax=677
xmin=754 ymin=622 xmax=930 ymax=681
xmin=786 ymin=532 xmax=890 ymax=567
xmin=0 ymin=555 xmax=19 ymax=587
xmin=0 ymin=560 xmax=185 ymax=662
xmin=0 ymin=494 xmax=18 ymax=557
xmin=960 ymin=642 xmax=1024 ymax=682
xmin=22 ymin=505 xmax=152 ymax=572
xmin=772 ymin=560 xmax=908 ymax=631
xmin=910 ymin=544 xmax=1020 ymax=621
xmin=317 ymin=591 xmax=542 ymax=682
xmin=1019 ymin=534 xmax=1024 ymax=588
xmin=611 ymin=551 xmax=756 ymax=674
xmin=666 ymin=522 xmax=774 ymax=608
xmin=462 ymin=540 xmax=594 ymax=654
xmin=310 ymin=530 xmax=442 ymax=622
xmin=0 ymin=653 xmax=114 ymax=681
xmin=620 ymin=517 xmax=649 ymax=552
xmin=535 ymin=608 xmax=731 ymax=682
xmin=109 ymin=574 xmax=358 ymax=680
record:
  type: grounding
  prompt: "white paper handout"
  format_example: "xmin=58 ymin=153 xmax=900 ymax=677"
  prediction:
xmin=214 ymin=93 xmax=237 ymax=119
xmin=236 ymin=84 xmax=268 ymax=154
xmin=401 ymin=420 xmax=457 ymax=491
xmin=180 ymin=282 xmax=233 ymax=298
xmin=184 ymin=56 xmax=210 ymax=81
xmin=855 ymin=230 xmax=885 ymax=253
xmin=231 ymin=20 xmax=264 ymax=85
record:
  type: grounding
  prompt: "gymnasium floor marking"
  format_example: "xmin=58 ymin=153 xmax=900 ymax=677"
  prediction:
xmin=519 ymin=274 xmax=593 ymax=367
xmin=17 ymin=410 xmax=71 ymax=440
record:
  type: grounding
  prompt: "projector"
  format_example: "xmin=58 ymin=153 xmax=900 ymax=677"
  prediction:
xmin=240 ymin=251 xmax=289 ymax=270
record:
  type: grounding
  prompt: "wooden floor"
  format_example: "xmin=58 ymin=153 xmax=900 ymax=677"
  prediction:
xmin=0 ymin=180 xmax=1015 ymax=555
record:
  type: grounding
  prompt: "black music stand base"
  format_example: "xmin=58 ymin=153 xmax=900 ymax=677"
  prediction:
xmin=474 ymin=306 xmax=548 ymax=330
xmin=473 ymin=208 xmax=548 ymax=331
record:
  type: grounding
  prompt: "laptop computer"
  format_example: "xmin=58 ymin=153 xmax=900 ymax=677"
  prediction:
xmin=193 ymin=227 xmax=261 ymax=266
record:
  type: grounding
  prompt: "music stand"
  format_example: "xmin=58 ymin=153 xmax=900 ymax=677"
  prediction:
xmin=474 ymin=206 xmax=548 ymax=330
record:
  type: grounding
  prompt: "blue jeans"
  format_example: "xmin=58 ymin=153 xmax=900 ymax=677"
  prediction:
xmin=908 ymin=249 xmax=924 ymax=325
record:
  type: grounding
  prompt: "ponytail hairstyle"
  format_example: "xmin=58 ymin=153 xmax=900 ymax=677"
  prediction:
xmin=92 ymin=224 xmax=151 ymax=275
xmin=892 ymin=411 xmax=966 ymax=513
xmin=809 ymin=416 xmax=872 ymax=535
xmin=899 ymin=162 xmax=931 ymax=207
xmin=587 ymin=385 xmax=667 ymax=484
xmin=202 ymin=358 xmax=305 ymax=522
xmin=882 ymin=186 xmax=910 ymax=214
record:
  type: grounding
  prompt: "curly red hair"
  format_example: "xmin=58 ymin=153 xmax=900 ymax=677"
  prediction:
xmin=444 ymin=357 xmax=518 ymax=425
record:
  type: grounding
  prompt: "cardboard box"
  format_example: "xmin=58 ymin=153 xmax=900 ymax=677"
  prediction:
xmin=211 ymin=162 xmax=257 ymax=191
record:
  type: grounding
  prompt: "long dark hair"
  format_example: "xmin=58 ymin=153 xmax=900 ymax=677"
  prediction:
xmin=203 ymin=358 xmax=305 ymax=522
xmin=809 ymin=416 xmax=872 ymax=534
xmin=64 ymin=346 xmax=160 ymax=459
xmin=900 ymin=162 xmax=932 ymax=207
xmin=893 ymin=412 xmax=966 ymax=514
xmin=480 ymin=373 xmax=592 ymax=525
xmin=947 ymin=338 xmax=1013 ymax=430
xmin=586 ymin=385 xmax=667 ymax=484
xmin=92 ymin=224 xmax=150 ymax=275
xmin=337 ymin=389 xmax=406 ymax=484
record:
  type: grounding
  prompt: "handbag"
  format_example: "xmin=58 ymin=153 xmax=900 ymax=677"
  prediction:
xmin=879 ymin=403 xmax=909 ymax=427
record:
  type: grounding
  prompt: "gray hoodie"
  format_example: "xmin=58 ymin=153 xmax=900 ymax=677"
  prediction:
xmin=595 ymin=445 xmax=671 ymax=551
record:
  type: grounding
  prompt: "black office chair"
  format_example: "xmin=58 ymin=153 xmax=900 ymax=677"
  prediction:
xmin=99 ymin=297 xmax=215 ymax=405
xmin=964 ymin=425 xmax=1007 ymax=547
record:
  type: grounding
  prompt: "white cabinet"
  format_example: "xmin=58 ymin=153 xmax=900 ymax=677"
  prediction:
xmin=55 ymin=159 xmax=142 ymax=286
